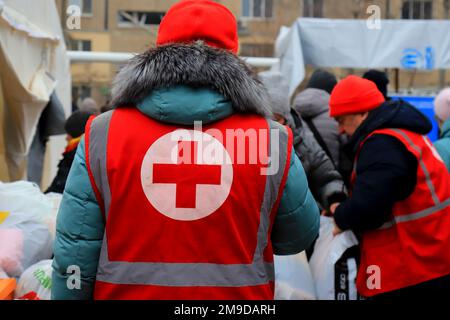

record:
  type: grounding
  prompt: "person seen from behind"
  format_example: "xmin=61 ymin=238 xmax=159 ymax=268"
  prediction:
xmin=292 ymin=69 xmax=353 ymax=186
xmin=52 ymin=0 xmax=319 ymax=300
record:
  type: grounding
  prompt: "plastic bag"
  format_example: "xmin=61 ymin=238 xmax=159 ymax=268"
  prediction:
xmin=0 ymin=181 xmax=57 ymax=240
xmin=309 ymin=216 xmax=361 ymax=300
xmin=0 ymin=181 xmax=53 ymax=218
xmin=15 ymin=260 xmax=53 ymax=300
xmin=0 ymin=278 xmax=16 ymax=300
xmin=0 ymin=267 xmax=9 ymax=279
xmin=0 ymin=212 xmax=53 ymax=277
xmin=43 ymin=192 xmax=62 ymax=241
xmin=0 ymin=181 xmax=55 ymax=277
xmin=274 ymin=251 xmax=317 ymax=300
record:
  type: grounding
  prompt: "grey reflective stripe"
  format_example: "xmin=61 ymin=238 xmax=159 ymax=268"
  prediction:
xmin=390 ymin=129 xmax=440 ymax=205
xmin=88 ymin=110 xmax=113 ymax=216
xmin=96 ymin=260 xmax=276 ymax=287
xmin=92 ymin=117 xmax=290 ymax=287
xmin=377 ymin=128 xmax=446 ymax=230
xmin=380 ymin=197 xmax=450 ymax=230
xmin=354 ymin=128 xmax=446 ymax=231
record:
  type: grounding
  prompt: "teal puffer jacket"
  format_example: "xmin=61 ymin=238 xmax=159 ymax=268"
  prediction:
xmin=52 ymin=86 xmax=320 ymax=299
xmin=434 ymin=119 xmax=450 ymax=171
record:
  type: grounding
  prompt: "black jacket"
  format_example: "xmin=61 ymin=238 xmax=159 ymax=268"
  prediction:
xmin=45 ymin=148 xmax=77 ymax=194
xmin=334 ymin=99 xmax=432 ymax=232
xmin=291 ymin=110 xmax=347 ymax=210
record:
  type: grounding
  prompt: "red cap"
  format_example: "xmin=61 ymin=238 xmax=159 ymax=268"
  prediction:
xmin=329 ymin=75 xmax=385 ymax=117
xmin=156 ymin=0 xmax=238 ymax=54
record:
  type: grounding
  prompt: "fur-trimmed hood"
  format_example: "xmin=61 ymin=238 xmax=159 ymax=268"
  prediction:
xmin=110 ymin=42 xmax=272 ymax=119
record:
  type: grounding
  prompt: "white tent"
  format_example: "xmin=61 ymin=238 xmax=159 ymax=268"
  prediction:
xmin=276 ymin=19 xmax=450 ymax=96
xmin=0 ymin=0 xmax=71 ymax=184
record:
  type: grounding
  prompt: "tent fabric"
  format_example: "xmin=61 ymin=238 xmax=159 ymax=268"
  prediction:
xmin=0 ymin=0 xmax=71 ymax=182
xmin=275 ymin=19 xmax=450 ymax=96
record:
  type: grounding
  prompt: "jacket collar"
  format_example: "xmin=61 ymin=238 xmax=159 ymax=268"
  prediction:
xmin=345 ymin=99 xmax=432 ymax=157
xmin=65 ymin=136 xmax=81 ymax=153
xmin=109 ymin=42 xmax=272 ymax=120
xmin=137 ymin=85 xmax=234 ymax=125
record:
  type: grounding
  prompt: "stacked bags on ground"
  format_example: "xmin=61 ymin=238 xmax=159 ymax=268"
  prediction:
xmin=0 ymin=181 xmax=61 ymax=300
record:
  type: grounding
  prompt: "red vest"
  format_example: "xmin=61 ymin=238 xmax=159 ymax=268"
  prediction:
xmin=352 ymin=128 xmax=450 ymax=297
xmin=84 ymin=107 xmax=292 ymax=300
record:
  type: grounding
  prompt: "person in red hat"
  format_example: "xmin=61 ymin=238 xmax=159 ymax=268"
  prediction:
xmin=52 ymin=0 xmax=319 ymax=300
xmin=330 ymin=75 xmax=450 ymax=300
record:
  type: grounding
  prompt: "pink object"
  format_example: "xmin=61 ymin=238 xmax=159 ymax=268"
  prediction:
xmin=0 ymin=229 xmax=24 ymax=276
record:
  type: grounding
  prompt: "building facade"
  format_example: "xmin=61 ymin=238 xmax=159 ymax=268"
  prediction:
xmin=55 ymin=0 xmax=450 ymax=106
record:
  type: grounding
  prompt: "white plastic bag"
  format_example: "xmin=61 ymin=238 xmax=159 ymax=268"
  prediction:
xmin=0 ymin=181 xmax=55 ymax=277
xmin=0 ymin=181 xmax=53 ymax=218
xmin=309 ymin=216 xmax=360 ymax=300
xmin=0 ymin=182 xmax=61 ymax=242
xmin=15 ymin=260 xmax=53 ymax=300
xmin=0 ymin=267 xmax=9 ymax=279
xmin=43 ymin=192 xmax=63 ymax=241
xmin=274 ymin=251 xmax=317 ymax=300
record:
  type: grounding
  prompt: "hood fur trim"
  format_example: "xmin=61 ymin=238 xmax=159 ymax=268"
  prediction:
xmin=110 ymin=42 xmax=272 ymax=118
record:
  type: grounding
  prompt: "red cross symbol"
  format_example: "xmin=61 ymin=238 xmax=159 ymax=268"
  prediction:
xmin=152 ymin=141 xmax=222 ymax=208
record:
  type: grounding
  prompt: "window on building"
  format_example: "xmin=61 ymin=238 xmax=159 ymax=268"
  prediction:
xmin=402 ymin=0 xmax=432 ymax=19
xmin=303 ymin=0 xmax=324 ymax=17
xmin=242 ymin=0 xmax=273 ymax=18
xmin=117 ymin=11 xmax=165 ymax=27
xmin=69 ymin=0 xmax=93 ymax=15
xmin=70 ymin=39 xmax=91 ymax=51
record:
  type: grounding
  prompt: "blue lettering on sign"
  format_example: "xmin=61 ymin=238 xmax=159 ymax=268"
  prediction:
xmin=425 ymin=47 xmax=435 ymax=70
xmin=401 ymin=46 xmax=435 ymax=70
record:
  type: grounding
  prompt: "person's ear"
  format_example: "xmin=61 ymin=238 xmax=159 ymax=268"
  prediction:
xmin=361 ymin=112 xmax=369 ymax=121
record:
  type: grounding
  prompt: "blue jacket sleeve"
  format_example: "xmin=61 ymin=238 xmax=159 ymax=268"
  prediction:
xmin=271 ymin=148 xmax=320 ymax=255
xmin=52 ymin=137 xmax=105 ymax=300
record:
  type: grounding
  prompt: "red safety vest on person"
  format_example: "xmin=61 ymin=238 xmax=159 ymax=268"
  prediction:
xmin=84 ymin=107 xmax=292 ymax=300
xmin=351 ymin=128 xmax=450 ymax=297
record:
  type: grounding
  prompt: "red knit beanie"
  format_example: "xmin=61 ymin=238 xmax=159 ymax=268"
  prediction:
xmin=156 ymin=0 xmax=238 ymax=54
xmin=329 ymin=75 xmax=385 ymax=117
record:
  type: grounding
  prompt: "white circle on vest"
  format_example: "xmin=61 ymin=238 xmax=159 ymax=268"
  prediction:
xmin=141 ymin=129 xmax=233 ymax=221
